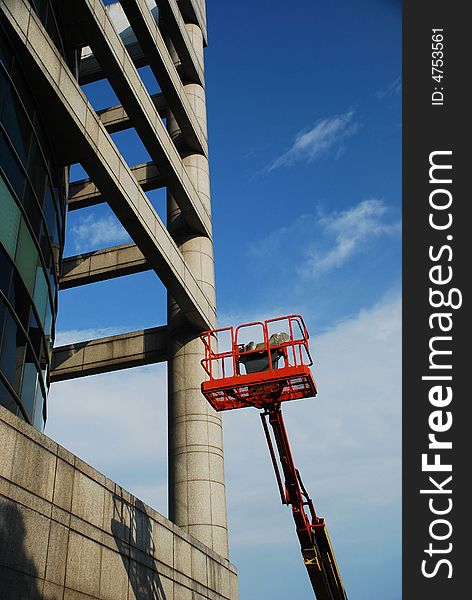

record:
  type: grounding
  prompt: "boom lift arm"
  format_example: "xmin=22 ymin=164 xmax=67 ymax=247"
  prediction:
xmin=261 ymin=405 xmax=347 ymax=600
xmin=200 ymin=315 xmax=348 ymax=599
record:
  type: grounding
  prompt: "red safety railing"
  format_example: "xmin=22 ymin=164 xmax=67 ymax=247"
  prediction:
xmin=200 ymin=315 xmax=317 ymax=411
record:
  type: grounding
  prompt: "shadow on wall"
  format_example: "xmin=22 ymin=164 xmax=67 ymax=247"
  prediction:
xmin=0 ymin=499 xmax=51 ymax=599
xmin=112 ymin=493 xmax=167 ymax=600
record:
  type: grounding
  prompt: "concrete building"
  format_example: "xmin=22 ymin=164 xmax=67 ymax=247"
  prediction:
xmin=0 ymin=0 xmax=237 ymax=597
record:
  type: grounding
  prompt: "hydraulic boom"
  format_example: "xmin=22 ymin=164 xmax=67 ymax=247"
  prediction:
xmin=261 ymin=405 xmax=347 ymax=600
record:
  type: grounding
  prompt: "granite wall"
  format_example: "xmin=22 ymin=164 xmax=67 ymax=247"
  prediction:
xmin=0 ymin=406 xmax=238 ymax=599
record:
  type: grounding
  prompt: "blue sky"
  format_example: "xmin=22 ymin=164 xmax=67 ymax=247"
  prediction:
xmin=46 ymin=1 xmax=401 ymax=598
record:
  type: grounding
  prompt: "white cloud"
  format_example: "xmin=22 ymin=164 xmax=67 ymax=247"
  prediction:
xmin=69 ymin=213 xmax=131 ymax=254
xmin=376 ymin=76 xmax=402 ymax=99
xmin=268 ymin=111 xmax=359 ymax=171
xmin=248 ymin=199 xmax=400 ymax=277
xmin=305 ymin=199 xmax=400 ymax=275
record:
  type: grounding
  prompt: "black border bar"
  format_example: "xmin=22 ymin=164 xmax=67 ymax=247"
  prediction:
xmin=403 ymin=2 xmax=467 ymax=597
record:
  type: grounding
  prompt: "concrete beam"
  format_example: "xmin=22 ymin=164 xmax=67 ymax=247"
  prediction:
xmin=156 ymin=0 xmax=204 ymax=85
xmin=79 ymin=39 xmax=147 ymax=85
xmin=119 ymin=0 xmax=207 ymax=153
xmin=178 ymin=0 xmax=207 ymax=46
xmin=1 ymin=0 xmax=215 ymax=329
xmin=96 ymin=93 xmax=167 ymax=133
xmin=60 ymin=243 xmax=150 ymax=289
xmin=50 ymin=326 xmax=167 ymax=381
xmin=68 ymin=161 xmax=164 ymax=211
xmin=80 ymin=1 xmax=205 ymax=88
xmin=60 ymin=0 xmax=212 ymax=236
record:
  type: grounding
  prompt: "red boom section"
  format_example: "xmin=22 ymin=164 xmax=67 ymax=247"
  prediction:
xmin=262 ymin=406 xmax=348 ymax=600
xmin=200 ymin=315 xmax=317 ymax=411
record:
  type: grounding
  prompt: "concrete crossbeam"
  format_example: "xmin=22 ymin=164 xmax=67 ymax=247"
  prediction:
xmin=80 ymin=5 xmax=204 ymax=89
xmin=119 ymin=0 xmax=208 ymax=153
xmin=68 ymin=161 xmax=163 ymax=211
xmin=78 ymin=2 xmax=205 ymax=88
xmin=156 ymin=0 xmax=204 ymax=85
xmin=60 ymin=243 xmax=150 ymax=289
xmin=1 ymin=0 xmax=215 ymax=328
xmin=61 ymin=0 xmax=212 ymax=236
xmin=79 ymin=39 xmax=146 ymax=85
xmin=50 ymin=327 xmax=167 ymax=381
xmin=96 ymin=93 xmax=167 ymax=133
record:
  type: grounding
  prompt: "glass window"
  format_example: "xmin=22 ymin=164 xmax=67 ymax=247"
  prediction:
xmin=44 ymin=187 xmax=61 ymax=268
xmin=2 ymin=87 xmax=32 ymax=163
xmin=0 ymin=132 xmax=26 ymax=201
xmin=49 ymin=270 xmax=56 ymax=297
xmin=22 ymin=181 xmax=43 ymax=240
xmin=0 ymin=375 xmax=18 ymax=415
xmin=42 ymin=362 xmax=48 ymax=390
xmin=0 ymin=299 xmax=7 ymax=340
xmin=0 ymin=174 xmax=21 ymax=258
xmin=0 ymin=69 xmax=8 ymax=117
xmin=39 ymin=334 xmax=48 ymax=371
xmin=0 ymin=310 xmax=26 ymax=394
xmin=0 ymin=30 xmax=13 ymax=74
xmin=38 ymin=221 xmax=53 ymax=271
xmin=15 ymin=217 xmax=37 ymax=295
xmin=27 ymin=138 xmax=47 ymax=207
xmin=0 ymin=248 xmax=12 ymax=296
xmin=28 ymin=310 xmax=42 ymax=360
xmin=10 ymin=269 xmax=31 ymax=330
xmin=20 ymin=349 xmax=38 ymax=418
xmin=43 ymin=298 xmax=53 ymax=338
xmin=33 ymin=264 xmax=48 ymax=325
xmin=10 ymin=61 xmax=35 ymax=120
xmin=33 ymin=388 xmax=44 ymax=430
xmin=55 ymin=187 xmax=65 ymax=230
xmin=43 ymin=186 xmax=59 ymax=241
xmin=1 ymin=17 xmax=66 ymax=430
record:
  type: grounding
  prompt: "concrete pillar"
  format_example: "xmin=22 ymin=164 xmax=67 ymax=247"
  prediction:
xmin=166 ymin=21 xmax=229 ymax=558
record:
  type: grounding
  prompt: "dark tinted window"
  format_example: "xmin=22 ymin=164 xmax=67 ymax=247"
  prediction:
xmin=0 ymin=133 xmax=25 ymax=201
xmin=0 ymin=311 xmax=26 ymax=393
xmin=2 ymin=88 xmax=32 ymax=163
xmin=22 ymin=182 xmax=43 ymax=240
xmin=0 ymin=23 xmax=65 ymax=430
xmin=27 ymin=138 xmax=47 ymax=207
xmin=9 ymin=269 xmax=31 ymax=330
xmin=0 ymin=250 xmax=12 ymax=296
xmin=0 ymin=299 xmax=7 ymax=340
xmin=28 ymin=310 xmax=42 ymax=359
xmin=0 ymin=376 xmax=17 ymax=414
xmin=33 ymin=390 xmax=44 ymax=429
xmin=21 ymin=347 xmax=38 ymax=417
xmin=0 ymin=31 xmax=13 ymax=73
xmin=0 ymin=68 xmax=8 ymax=116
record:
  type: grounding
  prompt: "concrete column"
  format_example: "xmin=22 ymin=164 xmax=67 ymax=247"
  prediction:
xmin=166 ymin=21 xmax=229 ymax=558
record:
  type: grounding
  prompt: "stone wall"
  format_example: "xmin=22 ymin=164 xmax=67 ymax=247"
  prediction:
xmin=0 ymin=406 xmax=238 ymax=599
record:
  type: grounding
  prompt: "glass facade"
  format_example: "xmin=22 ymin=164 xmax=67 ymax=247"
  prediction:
xmin=0 ymin=21 xmax=66 ymax=430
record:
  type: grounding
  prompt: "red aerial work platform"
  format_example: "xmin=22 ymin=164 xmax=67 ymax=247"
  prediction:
xmin=200 ymin=315 xmax=348 ymax=600
xmin=200 ymin=315 xmax=317 ymax=411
